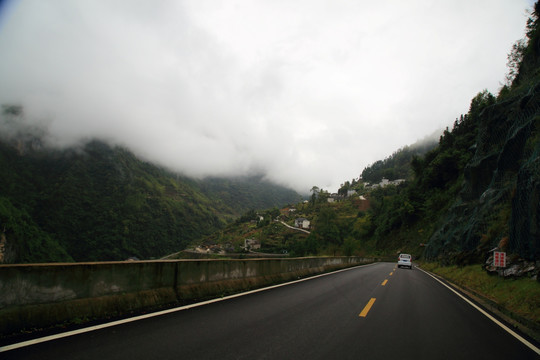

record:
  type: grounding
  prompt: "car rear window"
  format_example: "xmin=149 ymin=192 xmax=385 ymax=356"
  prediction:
xmin=400 ymin=254 xmax=411 ymax=259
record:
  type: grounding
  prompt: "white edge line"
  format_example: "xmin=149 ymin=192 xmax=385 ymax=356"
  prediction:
xmin=0 ymin=262 xmax=377 ymax=353
xmin=417 ymin=267 xmax=540 ymax=356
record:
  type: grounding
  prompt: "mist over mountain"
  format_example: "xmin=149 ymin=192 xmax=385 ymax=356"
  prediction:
xmin=0 ymin=1 xmax=531 ymax=192
xmin=0 ymin=127 xmax=300 ymax=263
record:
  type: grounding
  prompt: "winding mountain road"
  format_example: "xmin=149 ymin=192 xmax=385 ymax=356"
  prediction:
xmin=279 ymin=220 xmax=310 ymax=234
xmin=2 ymin=263 xmax=538 ymax=359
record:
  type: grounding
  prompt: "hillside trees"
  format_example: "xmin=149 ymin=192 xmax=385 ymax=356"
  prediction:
xmin=0 ymin=197 xmax=72 ymax=263
xmin=360 ymin=90 xmax=496 ymax=253
xmin=311 ymin=207 xmax=340 ymax=244
xmin=504 ymin=38 xmax=527 ymax=88
xmin=361 ymin=139 xmax=437 ymax=184
xmin=505 ymin=2 xmax=540 ymax=90
xmin=0 ymin=134 xmax=300 ymax=263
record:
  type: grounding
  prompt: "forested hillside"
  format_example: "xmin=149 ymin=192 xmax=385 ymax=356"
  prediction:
xmin=199 ymin=176 xmax=301 ymax=216
xmin=360 ymin=138 xmax=437 ymax=184
xmin=0 ymin=131 xmax=299 ymax=263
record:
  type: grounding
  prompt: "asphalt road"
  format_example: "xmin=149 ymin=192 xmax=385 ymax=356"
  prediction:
xmin=2 ymin=262 xmax=539 ymax=359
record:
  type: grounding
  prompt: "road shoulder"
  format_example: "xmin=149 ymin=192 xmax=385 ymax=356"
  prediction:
xmin=416 ymin=265 xmax=540 ymax=353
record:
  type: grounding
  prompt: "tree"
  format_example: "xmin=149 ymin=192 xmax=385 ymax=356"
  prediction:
xmin=314 ymin=207 xmax=341 ymax=245
xmin=338 ymin=181 xmax=351 ymax=196
xmin=310 ymin=186 xmax=320 ymax=205
xmin=2 ymin=104 xmax=23 ymax=117
xmin=504 ymin=38 xmax=527 ymax=88
xmin=343 ymin=236 xmax=358 ymax=256
xmin=266 ymin=207 xmax=280 ymax=220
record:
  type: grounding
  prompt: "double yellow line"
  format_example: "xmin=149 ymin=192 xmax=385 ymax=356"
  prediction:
xmin=359 ymin=267 xmax=395 ymax=317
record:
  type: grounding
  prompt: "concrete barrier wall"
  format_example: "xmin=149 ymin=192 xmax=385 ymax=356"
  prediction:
xmin=0 ymin=257 xmax=373 ymax=336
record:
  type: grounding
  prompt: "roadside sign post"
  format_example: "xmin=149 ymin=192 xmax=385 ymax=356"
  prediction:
xmin=493 ymin=251 xmax=506 ymax=267
xmin=493 ymin=251 xmax=506 ymax=276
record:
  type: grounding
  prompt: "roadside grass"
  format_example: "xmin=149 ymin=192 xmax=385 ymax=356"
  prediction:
xmin=420 ymin=263 xmax=540 ymax=326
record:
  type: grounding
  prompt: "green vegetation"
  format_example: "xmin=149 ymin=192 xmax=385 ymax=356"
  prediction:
xmin=197 ymin=190 xmax=373 ymax=258
xmin=362 ymin=90 xmax=497 ymax=260
xmin=360 ymin=138 xmax=436 ymax=184
xmin=200 ymin=177 xmax=301 ymax=217
xmin=0 ymin=196 xmax=72 ymax=263
xmin=0 ymin=137 xmax=299 ymax=263
xmin=263 ymin=90 xmax=496 ymax=260
xmin=197 ymin=206 xmax=308 ymax=256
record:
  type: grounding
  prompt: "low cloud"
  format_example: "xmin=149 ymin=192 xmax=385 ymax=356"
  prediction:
xmin=0 ymin=0 xmax=532 ymax=192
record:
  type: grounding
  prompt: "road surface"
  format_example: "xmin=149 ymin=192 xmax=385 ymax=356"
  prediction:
xmin=2 ymin=262 xmax=538 ymax=359
xmin=279 ymin=220 xmax=310 ymax=234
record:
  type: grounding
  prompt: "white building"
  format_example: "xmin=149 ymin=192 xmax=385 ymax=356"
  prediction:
xmin=294 ymin=218 xmax=311 ymax=229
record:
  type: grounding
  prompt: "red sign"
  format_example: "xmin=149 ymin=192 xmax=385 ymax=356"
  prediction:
xmin=493 ymin=252 xmax=506 ymax=267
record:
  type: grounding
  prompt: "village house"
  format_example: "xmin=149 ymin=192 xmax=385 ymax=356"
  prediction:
xmin=368 ymin=178 xmax=406 ymax=189
xmin=294 ymin=218 xmax=311 ymax=229
xmin=391 ymin=179 xmax=406 ymax=186
xmin=327 ymin=194 xmax=344 ymax=203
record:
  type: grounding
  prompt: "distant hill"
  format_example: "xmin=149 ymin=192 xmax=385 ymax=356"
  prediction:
xmin=198 ymin=176 xmax=301 ymax=217
xmin=360 ymin=137 xmax=438 ymax=184
xmin=0 ymin=134 xmax=299 ymax=263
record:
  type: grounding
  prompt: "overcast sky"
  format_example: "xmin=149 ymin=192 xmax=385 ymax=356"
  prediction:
xmin=0 ymin=0 xmax=534 ymax=193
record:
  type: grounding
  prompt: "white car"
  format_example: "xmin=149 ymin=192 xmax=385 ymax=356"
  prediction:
xmin=397 ymin=253 xmax=413 ymax=269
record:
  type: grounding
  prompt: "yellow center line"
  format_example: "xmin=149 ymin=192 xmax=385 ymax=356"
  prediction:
xmin=381 ymin=279 xmax=388 ymax=286
xmin=359 ymin=298 xmax=376 ymax=317
xmin=389 ymin=272 xmax=393 ymax=276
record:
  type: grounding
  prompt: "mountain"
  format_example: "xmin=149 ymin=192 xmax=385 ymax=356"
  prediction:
xmin=360 ymin=137 xmax=438 ymax=184
xmin=0 ymin=134 xmax=299 ymax=263
xmin=198 ymin=176 xmax=302 ymax=217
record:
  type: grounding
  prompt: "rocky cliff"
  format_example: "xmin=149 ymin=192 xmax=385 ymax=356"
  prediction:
xmin=426 ymin=5 xmax=540 ymax=270
xmin=426 ymin=85 xmax=540 ymax=265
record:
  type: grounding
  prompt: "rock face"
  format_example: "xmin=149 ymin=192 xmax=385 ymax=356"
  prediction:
xmin=510 ymin=141 xmax=540 ymax=261
xmin=425 ymin=4 xmax=540 ymax=272
xmin=425 ymin=84 xmax=540 ymax=265
xmin=485 ymin=257 xmax=539 ymax=280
